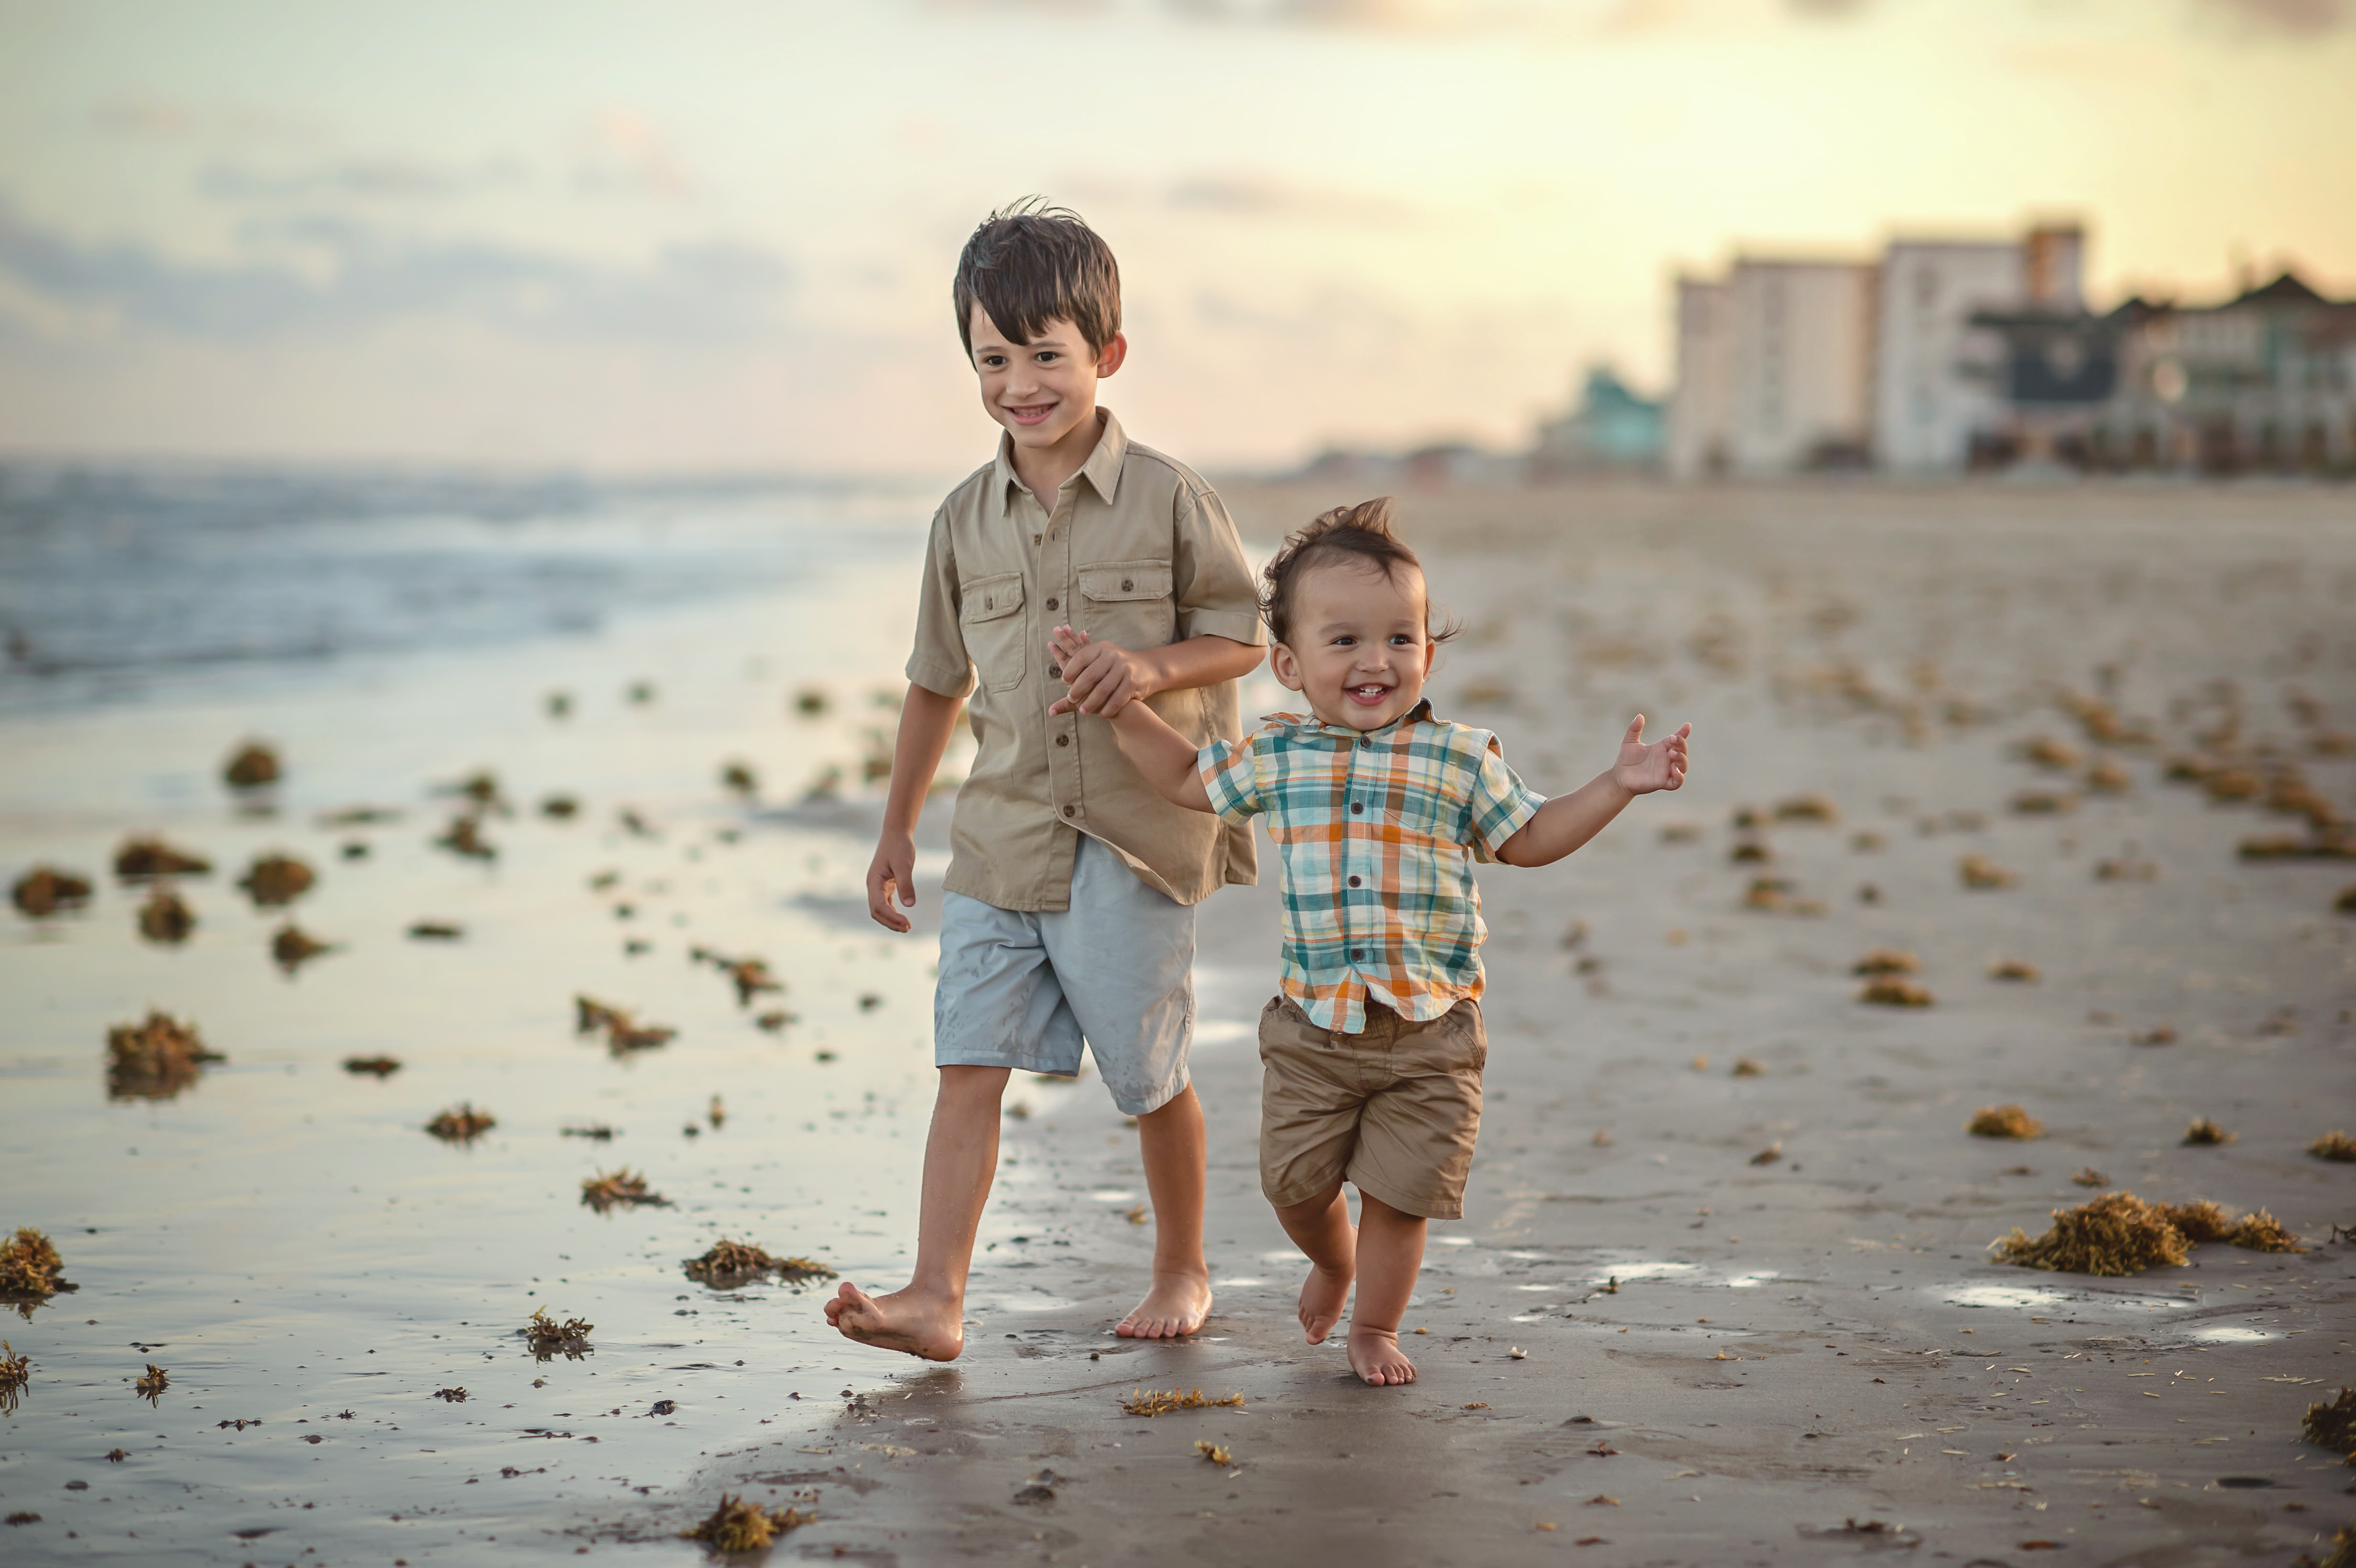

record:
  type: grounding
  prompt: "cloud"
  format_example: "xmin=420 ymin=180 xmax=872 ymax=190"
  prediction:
xmin=1164 ymin=174 xmax=1412 ymax=225
xmin=0 ymin=194 xmax=791 ymax=343
xmin=2193 ymin=0 xmax=2348 ymax=33
xmin=198 ymin=158 xmax=525 ymax=203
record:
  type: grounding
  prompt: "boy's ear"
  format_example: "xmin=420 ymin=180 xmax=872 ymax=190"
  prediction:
xmin=1095 ymin=332 xmax=1127 ymax=379
xmin=1268 ymin=641 xmax=1305 ymax=693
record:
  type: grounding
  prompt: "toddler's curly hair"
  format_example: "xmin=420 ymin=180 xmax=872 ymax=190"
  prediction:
xmin=1260 ymin=497 xmax=1455 ymax=648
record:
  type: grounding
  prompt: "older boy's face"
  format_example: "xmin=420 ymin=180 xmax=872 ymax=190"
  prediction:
xmin=1269 ymin=557 xmax=1437 ymax=732
xmin=968 ymin=305 xmax=1126 ymax=462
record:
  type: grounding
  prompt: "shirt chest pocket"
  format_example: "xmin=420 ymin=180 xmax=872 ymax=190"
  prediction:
xmin=959 ymin=571 xmax=1028 ymax=693
xmin=1077 ymin=558 xmax=1177 ymax=650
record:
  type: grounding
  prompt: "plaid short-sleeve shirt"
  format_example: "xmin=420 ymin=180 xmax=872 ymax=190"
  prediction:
xmin=1199 ymin=700 xmax=1547 ymax=1034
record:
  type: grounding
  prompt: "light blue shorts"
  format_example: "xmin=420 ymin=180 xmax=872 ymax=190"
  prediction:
xmin=934 ymin=833 xmax=1197 ymax=1115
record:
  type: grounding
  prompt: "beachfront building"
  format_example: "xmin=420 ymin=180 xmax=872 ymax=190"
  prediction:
xmin=1666 ymin=258 xmax=1876 ymax=478
xmin=1531 ymin=364 xmax=1664 ymax=477
xmin=1969 ymin=271 xmax=2356 ymax=474
xmin=1665 ymin=276 xmax=1734 ymax=478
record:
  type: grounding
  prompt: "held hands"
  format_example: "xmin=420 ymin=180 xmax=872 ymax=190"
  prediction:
xmin=1046 ymin=626 xmax=1152 ymax=718
xmin=1613 ymin=714 xmax=1691 ymax=796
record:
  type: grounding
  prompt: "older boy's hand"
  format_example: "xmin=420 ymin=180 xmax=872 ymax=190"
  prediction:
xmin=1047 ymin=625 xmax=1153 ymax=718
xmin=866 ymin=829 xmax=918 ymax=933
xmin=1612 ymin=714 xmax=1691 ymax=796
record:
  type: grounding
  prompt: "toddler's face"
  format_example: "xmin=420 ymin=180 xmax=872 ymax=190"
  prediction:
xmin=1269 ymin=557 xmax=1437 ymax=732
xmin=967 ymin=305 xmax=1125 ymax=465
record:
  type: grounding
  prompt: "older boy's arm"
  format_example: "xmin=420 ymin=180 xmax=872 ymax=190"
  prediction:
xmin=1055 ymin=632 xmax=1262 ymax=717
xmin=1101 ymin=700 xmax=1217 ymax=815
xmin=864 ymin=682 xmax=965 ymax=932
xmin=1496 ymin=715 xmax=1690 ymax=868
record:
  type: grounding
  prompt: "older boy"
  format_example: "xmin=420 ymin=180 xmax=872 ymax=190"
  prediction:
xmin=824 ymin=202 xmax=1265 ymax=1361
xmin=1056 ymin=499 xmax=1690 ymax=1385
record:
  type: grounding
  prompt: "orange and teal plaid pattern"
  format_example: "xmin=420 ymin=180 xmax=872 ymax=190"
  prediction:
xmin=1199 ymin=699 xmax=1545 ymax=1034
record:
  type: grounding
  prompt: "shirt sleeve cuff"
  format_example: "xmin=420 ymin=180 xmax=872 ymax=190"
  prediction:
xmin=1198 ymin=741 xmax=1254 ymax=823
xmin=904 ymin=654 xmax=976 ymax=700
xmin=1175 ymin=607 xmax=1267 ymax=647
xmin=1472 ymin=788 xmax=1547 ymax=863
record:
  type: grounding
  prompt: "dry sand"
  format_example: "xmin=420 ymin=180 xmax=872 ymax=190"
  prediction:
xmin=3 ymin=479 xmax=2353 ymax=1563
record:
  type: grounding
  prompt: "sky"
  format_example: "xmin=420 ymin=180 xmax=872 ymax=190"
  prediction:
xmin=1 ymin=0 xmax=2351 ymax=476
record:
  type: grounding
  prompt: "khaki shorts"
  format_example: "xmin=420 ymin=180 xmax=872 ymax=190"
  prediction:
xmin=1257 ymin=994 xmax=1486 ymax=1221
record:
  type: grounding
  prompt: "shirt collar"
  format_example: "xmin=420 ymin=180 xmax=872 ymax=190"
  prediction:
xmin=994 ymin=406 xmax=1127 ymax=516
xmin=1294 ymin=697 xmax=1434 ymax=744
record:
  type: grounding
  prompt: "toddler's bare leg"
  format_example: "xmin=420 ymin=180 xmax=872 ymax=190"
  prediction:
xmin=1272 ymin=1184 xmax=1354 ymax=1344
xmin=824 ymin=1065 xmax=1007 ymax=1360
xmin=1118 ymin=1085 xmax=1214 ymax=1338
xmin=1344 ymin=1193 xmax=1426 ymax=1385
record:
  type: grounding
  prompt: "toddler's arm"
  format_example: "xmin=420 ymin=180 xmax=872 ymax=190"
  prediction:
xmin=1055 ymin=631 xmax=1261 ymax=718
xmin=1496 ymin=715 xmax=1690 ymax=868
xmin=1053 ymin=626 xmax=1215 ymax=813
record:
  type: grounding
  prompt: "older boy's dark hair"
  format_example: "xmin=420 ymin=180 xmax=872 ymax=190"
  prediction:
xmin=1260 ymin=497 xmax=1454 ymax=648
xmin=953 ymin=198 xmax=1121 ymax=357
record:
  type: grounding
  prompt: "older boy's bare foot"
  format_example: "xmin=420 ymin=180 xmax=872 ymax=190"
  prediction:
xmin=1347 ymin=1325 xmax=1417 ymax=1386
xmin=825 ymin=1281 xmax=964 ymax=1361
xmin=1115 ymin=1272 xmax=1213 ymax=1339
xmin=1298 ymin=1259 xmax=1352 ymax=1345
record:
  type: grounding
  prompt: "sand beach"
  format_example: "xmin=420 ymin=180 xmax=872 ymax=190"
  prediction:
xmin=3 ymin=475 xmax=2354 ymax=1564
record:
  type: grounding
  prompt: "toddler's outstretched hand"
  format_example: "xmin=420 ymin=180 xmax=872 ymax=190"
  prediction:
xmin=1613 ymin=714 xmax=1691 ymax=795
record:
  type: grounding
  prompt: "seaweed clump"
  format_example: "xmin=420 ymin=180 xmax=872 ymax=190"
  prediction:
xmin=106 ymin=1011 xmax=223 ymax=1100
xmin=2310 ymin=1131 xmax=2356 ymax=1164
xmin=2289 ymin=1524 xmax=2356 ymax=1568
xmin=0 ymin=1230 xmax=71 ymax=1305
xmin=0 ymin=1341 xmax=27 ymax=1412
xmin=1852 ymin=949 xmax=1918 ymax=975
xmin=137 ymin=888 xmax=194 ymax=943
xmin=2302 ymin=1387 xmax=2356 ymax=1459
xmin=425 ymin=1104 xmax=496 ymax=1143
xmin=11 ymin=867 xmax=92 ymax=918
xmin=1988 ymin=958 xmax=2040 ymax=982
xmin=682 ymin=1240 xmax=837 ymax=1289
xmin=1969 ymin=1105 xmax=2044 ymax=1139
xmin=1993 ymin=1192 xmax=2189 ymax=1276
xmin=134 ymin=1363 xmax=168 ymax=1403
xmin=681 ymin=1494 xmax=814 ymax=1552
xmin=575 ymin=995 xmax=675 ymax=1055
xmin=223 ymin=742 xmax=279 ymax=789
xmin=341 ymin=1056 xmax=402 ymax=1078
xmin=524 ymin=1307 xmax=594 ymax=1361
xmin=237 ymin=853 xmax=315 ymax=907
xmin=581 ymin=1168 xmax=666 ymax=1211
xmin=2226 ymin=1209 xmax=2302 ymax=1253
xmin=2181 ymin=1117 xmax=2234 ymax=1146
xmin=1122 ymin=1388 xmax=1244 ymax=1416
xmin=1958 ymin=854 xmax=2017 ymax=890
xmin=114 ymin=837 xmax=211 ymax=879
xmin=434 ymin=815 xmax=496 ymax=861
xmin=1859 ymin=978 xmax=1933 ymax=1007
xmin=270 ymin=922 xmax=334 ymax=973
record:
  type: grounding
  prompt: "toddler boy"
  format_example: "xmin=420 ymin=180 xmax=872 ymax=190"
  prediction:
xmin=1057 ymin=498 xmax=1690 ymax=1384
xmin=824 ymin=202 xmax=1265 ymax=1361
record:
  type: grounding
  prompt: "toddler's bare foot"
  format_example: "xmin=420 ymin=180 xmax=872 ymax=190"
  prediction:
xmin=1116 ymin=1272 xmax=1213 ymax=1339
xmin=1346 ymin=1325 xmax=1417 ymax=1386
xmin=824 ymin=1281 xmax=965 ymax=1361
xmin=1298 ymin=1257 xmax=1352 ymax=1345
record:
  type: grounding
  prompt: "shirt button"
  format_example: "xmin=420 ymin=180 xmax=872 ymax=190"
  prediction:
xmin=1120 ymin=578 xmax=1134 ymax=591
xmin=1056 ymin=734 xmax=1069 ymax=747
xmin=1350 ymin=801 xmax=1364 ymax=815
xmin=1033 ymin=534 xmax=1041 ymax=544
xmin=1348 ymin=874 xmax=1361 ymax=888
xmin=1361 ymin=738 xmax=1373 ymax=749
xmin=1045 ymin=597 xmax=1058 ymax=611
xmin=1062 ymin=805 xmax=1076 ymax=817
xmin=1350 ymin=948 xmax=1365 ymax=962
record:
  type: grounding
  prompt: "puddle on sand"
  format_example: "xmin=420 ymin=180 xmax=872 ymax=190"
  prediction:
xmin=0 ymin=532 xmax=970 ymax=1562
xmin=2189 ymin=1324 xmax=2282 ymax=1343
xmin=1942 ymin=1284 xmax=2190 ymax=1313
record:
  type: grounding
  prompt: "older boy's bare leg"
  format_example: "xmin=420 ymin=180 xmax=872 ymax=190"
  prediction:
xmin=825 ymin=1065 xmax=1008 ymax=1361
xmin=1118 ymin=1084 xmax=1215 ymax=1337
xmin=1272 ymin=1185 xmax=1355 ymax=1345
xmin=1343 ymin=1193 xmax=1426 ymax=1385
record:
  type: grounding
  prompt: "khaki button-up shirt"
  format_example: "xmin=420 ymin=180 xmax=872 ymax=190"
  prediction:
xmin=906 ymin=409 xmax=1265 ymax=911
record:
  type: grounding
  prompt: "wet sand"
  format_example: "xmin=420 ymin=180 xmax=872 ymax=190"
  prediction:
xmin=5 ymin=480 xmax=2355 ymax=1563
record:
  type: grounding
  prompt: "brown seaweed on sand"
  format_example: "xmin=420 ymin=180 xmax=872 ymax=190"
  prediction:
xmin=0 ymin=1229 xmax=71 ymax=1304
xmin=11 ymin=866 xmax=92 ymax=918
xmin=1988 ymin=958 xmax=2039 ymax=982
xmin=580 ymin=1168 xmax=666 ymax=1211
xmin=1194 ymin=1439 xmax=1236 ymax=1467
xmin=341 ymin=1056 xmax=401 ymax=1078
xmin=2181 ymin=1117 xmax=2234 ymax=1146
xmin=2070 ymin=1167 xmax=2107 ymax=1187
xmin=425 ymin=1104 xmax=496 ymax=1143
xmin=1123 ymin=1388 xmax=1244 ymax=1416
xmin=2292 ymin=1525 xmax=2356 ymax=1568
xmin=114 ymin=837 xmax=213 ymax=879
xmin=1730 ymin=1056 xmax=1766 ymax=1078
xmin=1994 ymin=1192 xmax=2188 ymax=1275
xmin=2009 ymin=789 xmax=2077 ymax=816
xmin=681 ymin=1494 xmax=814 ymax=1552
xmin=433 ymin=814 xmax=496 ymax=860
xmin=1969 ymin=1105 xmax=2043 ymax=1139
xmin=407 ymin=921 xmax=463 ymax=940
xmin=134 ymin=1363 xmax=169 ymax=1403
xmin=1859 ymin=978 xmax=1934 ymax=1007
xmin=2337 ymin=885 xmax=2356 ymax=914
xmin=2084 ymin=758 xmax=2133 ymax=794
xmin=2159 ymin=1200 xmax=2234 ymax=1242
xmin=222 ymin=741 xmax=280 ymax=789
xmin=2310 ymin=1131 xmax=2356 ymax=1163
xmin=1852 ymin=948 xmax=1919 ymax=975
xmin=106 ymin=1011 xmax=223 ymax=1100
xmin=574 ymin=995 xmax=675 ymax=1054
xmin=720 ymin=761 xmax=759 ymax=796
xmin=2302 ymin=1387 xmax=2356 ymax=1458
xmin=1742 ymin=877 xmax=1823 ymax=915
xmin=2017 ymin=735 xmax=2083 ymax=771
xmin=270 ymin=922 xmax=334 ymax=973
xmin=0 ymin=1341 xmax=27 ymax=1411
xmin=237 ymin=853 xmax=315 ymax=907
xmin=523 ymin=1307 xmax=594 ymax=1359
xmin=2226 ymin=1209 xmax=2302 ymax=1253
xmin=1958 ymin=854 xmax=2017 ymax=889
xmin=682 ymin=1240 xmax=837 ymax=1289
xmin=1773 ymin=794 xmax=1839 ymax=824
xmin=137 ymin=888 xmax=194 ymax=943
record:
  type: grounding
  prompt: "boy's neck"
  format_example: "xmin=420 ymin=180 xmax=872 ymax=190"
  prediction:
xmin=1006 ymin=405 xmax=1106 ymax=502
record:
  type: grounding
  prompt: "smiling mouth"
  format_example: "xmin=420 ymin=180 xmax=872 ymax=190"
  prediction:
xmin=1002 ymin=402 xmax=1056 ymax=426
xmin=1346 ymin=683 xmax=1392 ymax=706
